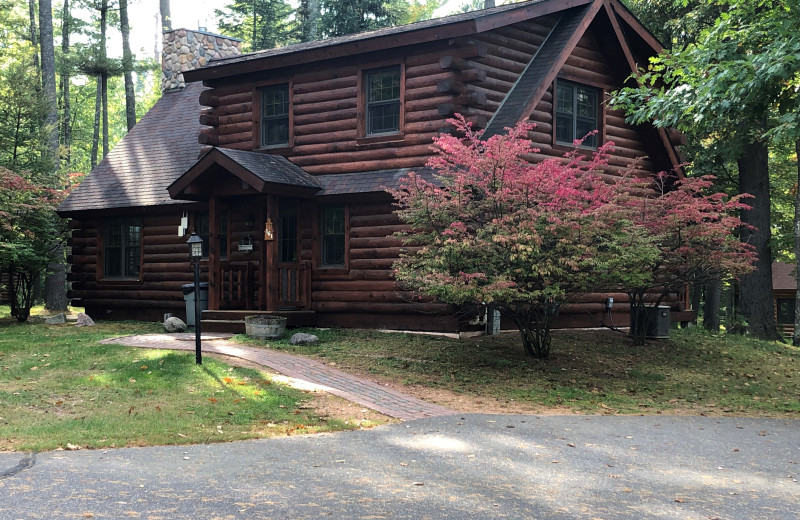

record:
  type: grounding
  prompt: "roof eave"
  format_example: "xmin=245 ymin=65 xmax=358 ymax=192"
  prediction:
xmin=184 ymin=19 xmax=480 ymax=82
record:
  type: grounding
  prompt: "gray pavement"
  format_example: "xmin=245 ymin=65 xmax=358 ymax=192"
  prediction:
xmin=2 ymin=414 xmax=799 ymax=519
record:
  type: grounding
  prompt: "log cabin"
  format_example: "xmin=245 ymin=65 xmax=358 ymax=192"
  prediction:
xmin=772 ymin=262 xmax=796 ymax=337
xmin=57 ymin=0 xmax=691 ymax=333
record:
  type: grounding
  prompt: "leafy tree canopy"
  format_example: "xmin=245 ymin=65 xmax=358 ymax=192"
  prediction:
xmin=391 ymin=116 xmax=753 ymax=355
xmin=215 ymin=0 xmax=296 ymax=52
xmin=0 ymin=167 xmax=69 ymax=321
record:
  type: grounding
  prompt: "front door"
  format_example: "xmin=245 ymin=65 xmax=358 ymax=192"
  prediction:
xmin=273 ymin=200 xmax=310 ymax=310
xmin=211 ymin=202 xmax=260 ymax=310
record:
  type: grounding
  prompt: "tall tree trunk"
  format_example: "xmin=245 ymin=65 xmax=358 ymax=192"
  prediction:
xmin=703 ymin=278 xmax=721 ymax=333
xmin=793 ymin=139 xmax=800 ymax=346
xmin=28 ymin=0 xmax=39 ymax=72
xmin=39 ymin=0 xmax=68 ymax=312
xmin=91 ymin=76 xmax=101 ymax=168
xmin=737 ymin=138 xmax=783 ymax=341
xmin=39 ymin=0 xmax=58 ymax=168
xmin=306 ymin=0 xmax=320 ymax=41
xmin=160 ymin=0 xmax=171 ymax=31
xmin=102 ymin=72 xmax=108 ymax=156
xmin=120 ymin=0 xmax=136 ymax=131
xmin=100 ymin=1 xmax=109 ymax=157
xmin=60 ymin=0 xmax=71 ymax=166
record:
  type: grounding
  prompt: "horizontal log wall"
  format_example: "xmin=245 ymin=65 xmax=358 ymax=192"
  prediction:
xmin=523 ymin=25 xmax=657 ymax=177
xmin=67 ymin=210 xmax=207 ymax=322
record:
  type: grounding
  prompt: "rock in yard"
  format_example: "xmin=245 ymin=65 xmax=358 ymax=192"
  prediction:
xmin=44 ymin=313 xmax=66 ymax=325
xmin=164 ymin=316 xmax=188 ymax=333
xmin=75 ymin=313 xmax=95 ymax=327
xmin=290 ymin=333 xmax=319 ymax=345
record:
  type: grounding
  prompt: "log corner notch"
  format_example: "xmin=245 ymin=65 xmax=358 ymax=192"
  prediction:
xmin=199 ymin=108 xmax=218 ymax=126
xmin=434 ymin=38 xmax=492 ymax=127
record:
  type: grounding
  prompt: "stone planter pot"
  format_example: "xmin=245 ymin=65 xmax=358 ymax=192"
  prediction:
xmin=245 ymin=315 xmax=287 ymax=339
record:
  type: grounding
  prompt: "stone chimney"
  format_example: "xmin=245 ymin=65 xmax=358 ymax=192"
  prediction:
xmin=161 ymin=29 xmax=242 ymax=91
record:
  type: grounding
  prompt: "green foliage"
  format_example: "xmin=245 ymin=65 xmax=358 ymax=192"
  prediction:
xmin=391 ymin=116 xmax=754 ymax=355
xmin=390 ymin=117 xmax=653 ymax=358
xmin=216 ymin=0 xmax=296 ymax=51
xmin=398 ymin=0 xmax=442 ymax=24
xmin=612 ymin=1 xmax=800 ymax=154
xmin=0 ymin=168 xmax=68 ymax=321
xmin=0 ymin=61 xmax=53 ymax=173
xmin=320 ymin=0 xmax=409 ymax=37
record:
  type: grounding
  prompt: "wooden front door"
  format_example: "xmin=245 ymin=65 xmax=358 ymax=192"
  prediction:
xmin=271 ymin=200 xmax=311 ymax=310
xmin=210 ymin=196 xmax=310 ymax=312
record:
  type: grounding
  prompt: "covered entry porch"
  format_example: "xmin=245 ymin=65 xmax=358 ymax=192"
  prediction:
xmin=168 ymin=147 xmax=322 ymax=330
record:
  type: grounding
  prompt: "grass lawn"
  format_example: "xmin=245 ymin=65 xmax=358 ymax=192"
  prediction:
xmin=3 ymin=303 xmax=798 ymax=452
xmin=239 ymin=326 xmax=800 ymax=417
xmin=0 ymin=310 xmax=359 ymax=452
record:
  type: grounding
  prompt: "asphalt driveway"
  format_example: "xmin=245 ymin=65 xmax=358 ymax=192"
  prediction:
xmin=2 ymin=414 xmax=798 ymax=519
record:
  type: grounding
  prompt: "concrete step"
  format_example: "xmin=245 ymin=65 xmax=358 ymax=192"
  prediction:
xmin=201 ymin=310 xmax=317 ymax=332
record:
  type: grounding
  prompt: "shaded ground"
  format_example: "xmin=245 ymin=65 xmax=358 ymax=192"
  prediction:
xmin=252 ymin=327 xmax=800 ymax=418
xmin=2 ymin=415 xmax=798 ymax=519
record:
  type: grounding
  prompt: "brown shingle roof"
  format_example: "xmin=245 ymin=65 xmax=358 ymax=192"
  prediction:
xmin=773 ymin=262 xmax=796 ymax=291
xmin=185 ymin=0 xmax=595 ymax=82
xmin=315 ymin=168 xmax=438 ymax=196
xmin=215 ymin=148 xmax=322 ymax=190
xmin=57 ymin=82 xmax=208 ymax=216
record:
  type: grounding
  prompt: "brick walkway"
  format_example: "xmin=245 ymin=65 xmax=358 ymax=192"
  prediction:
xmin=100 ymin=333 xmax=456 ymax=421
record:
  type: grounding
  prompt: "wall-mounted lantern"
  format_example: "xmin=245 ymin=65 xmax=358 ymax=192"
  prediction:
xmin=264 ymin=218 xmax=274 ymax=241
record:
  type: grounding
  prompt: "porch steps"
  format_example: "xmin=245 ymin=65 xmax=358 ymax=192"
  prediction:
xmin=201 ymin=310 xmax=317 ymax=334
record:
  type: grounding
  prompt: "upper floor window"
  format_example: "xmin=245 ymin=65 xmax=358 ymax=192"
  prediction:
xmin=555 ymin=80 xmax=599 ymax=148
xmin=261 ymin=84 xmax=290 ymax=147
xmin=366 ymin=66 xmax=401 ymax=135
xmin=104 ymin=218 xmax=141 ymax=278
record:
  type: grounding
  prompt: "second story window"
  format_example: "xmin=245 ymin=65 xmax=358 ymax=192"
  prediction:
xmin=261 ymin=84 xmax=290 ymax=147
xmin=366 ymin=66 xmax=401 ymax=135
xmin=555 ymin=80 xmax=599 ymax=148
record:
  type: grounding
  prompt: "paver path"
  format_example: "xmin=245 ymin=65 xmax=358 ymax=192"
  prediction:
xmin=100 ymin=333 xmax=455 ymax=421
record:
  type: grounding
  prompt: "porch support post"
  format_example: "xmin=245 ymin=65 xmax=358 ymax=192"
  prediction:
xmin=265 ymin=194 xmax=278 ymax=311
xmin=208 ymin=195 xmax=220 ymax=311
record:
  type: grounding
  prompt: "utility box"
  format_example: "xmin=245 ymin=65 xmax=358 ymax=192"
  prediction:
xmin=182 ymin=282 xmax=209 ymax=326
xmin=631 ymin=305 xmax=671 ymax=339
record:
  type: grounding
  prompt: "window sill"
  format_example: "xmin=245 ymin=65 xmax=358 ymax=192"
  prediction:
xmin=314 ymin=266 xmax=349 ymax=275
xmin=357 ymin=133 xmax=404 ymax=147
xmin=98 ymin=278 xmax=142 ymax=285
xmin=256 ymin=144 xmax=293 ymax=155
xmin=553 ymin=142 xmax=598 ymax=154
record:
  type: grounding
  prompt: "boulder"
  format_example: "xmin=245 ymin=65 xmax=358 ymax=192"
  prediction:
xmin=75 ymin=313 xmax=95 ymax=327
xmin=164 ymin=316 xmax=188 ymax=333
xmin=290 ymin=332 xmax=319 ymax=345
xmin=44 ymin=313 xmax=66 ymax=325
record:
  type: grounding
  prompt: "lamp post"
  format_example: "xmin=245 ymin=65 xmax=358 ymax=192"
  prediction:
xmin=187 ymin=231 xmax=204 ymax=365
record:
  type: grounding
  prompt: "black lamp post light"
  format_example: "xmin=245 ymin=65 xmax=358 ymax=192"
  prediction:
xmin=187 ymin=231 xmax=204 ymax=365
